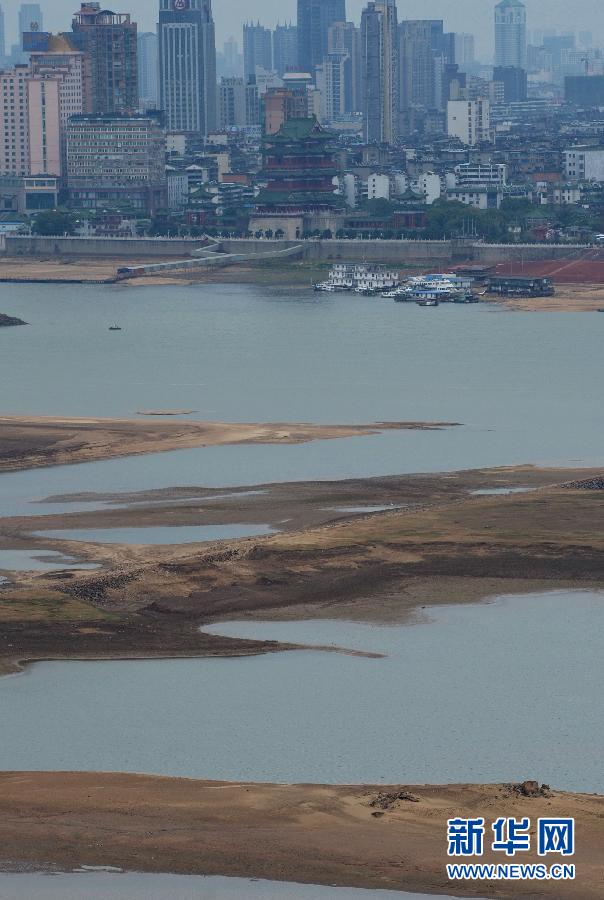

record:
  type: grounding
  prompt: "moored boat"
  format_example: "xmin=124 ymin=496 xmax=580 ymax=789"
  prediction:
xmin=318 ymin=263 xmax=401 ymax=295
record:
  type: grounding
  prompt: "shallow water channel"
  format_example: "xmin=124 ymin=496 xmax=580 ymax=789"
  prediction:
xmin=0 ymin=590 xmax=601 ymax=793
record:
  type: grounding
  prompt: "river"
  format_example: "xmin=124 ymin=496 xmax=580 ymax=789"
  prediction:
xmin=0 ymin=282 xmax=602 ymax=894
xmin=0 ymin=590 xmax=601 ymax=793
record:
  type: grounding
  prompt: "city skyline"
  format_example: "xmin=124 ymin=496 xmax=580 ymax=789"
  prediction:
xmin=3 ymin=0 xmax=603 ymax=60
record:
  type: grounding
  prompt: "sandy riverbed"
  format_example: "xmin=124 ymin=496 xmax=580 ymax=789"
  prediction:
xmin=0 ymin=773 xmax=601 ymax=897
xmin=489 ymin=282 xmax=604 ymax=312
xmin=0 ymin=415 xmax=455 ymax=473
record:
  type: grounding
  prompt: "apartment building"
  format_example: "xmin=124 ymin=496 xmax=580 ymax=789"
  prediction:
xmin=66 ymin=114 xmax=166 ymax=212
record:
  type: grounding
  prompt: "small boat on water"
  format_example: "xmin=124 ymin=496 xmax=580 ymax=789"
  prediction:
xmin=109 ymin=324 xmax=122 ymax=331
xmin=416 ymin=298 xmax=439 ymax=307
xmin=453 ymin=292 xmax=481 ymax=304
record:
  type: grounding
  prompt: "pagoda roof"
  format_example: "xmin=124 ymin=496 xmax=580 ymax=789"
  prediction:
xmin=265 ymin=117 xmax=334 ymax=144
xmin=256 ymin=188 xmax=344 ymax=207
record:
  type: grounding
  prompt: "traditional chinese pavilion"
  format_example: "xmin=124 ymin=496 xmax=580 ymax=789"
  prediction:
xmin=250 ymin=117 xmax=344 ymax=238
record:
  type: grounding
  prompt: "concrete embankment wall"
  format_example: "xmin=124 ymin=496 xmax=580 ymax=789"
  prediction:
xmin=0 ymin=234 xmax=597 ymax=266
xmin=1 ymin=236 xmax=202 ymax=258
xmin=222 ymin=238 xmax=598 ymax=265
xmin=220 ymin=238 xmax=457 ymax=264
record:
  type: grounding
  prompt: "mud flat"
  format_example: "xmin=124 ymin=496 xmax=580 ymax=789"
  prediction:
xmin=0 ymin=416 xmax=454 ymax=473
xmin=0 ymin=773 xmax=601 ymax=897
xmin=1 ymin=465 xmax=602 ymax=675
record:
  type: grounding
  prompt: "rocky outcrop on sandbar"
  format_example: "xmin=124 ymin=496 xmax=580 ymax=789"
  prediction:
xmin=0 ymin=314 xmax=27 ymax=327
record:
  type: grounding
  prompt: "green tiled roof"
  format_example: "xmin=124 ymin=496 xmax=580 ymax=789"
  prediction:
xmin=265 ymin=117 xmax=333 ymax=144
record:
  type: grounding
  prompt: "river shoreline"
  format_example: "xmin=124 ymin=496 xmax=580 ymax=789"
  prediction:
xmin=0 ymin=773 xmax=601 ymax=897
xmin=1 ymin=256 xmax=604 ymax=309
xmin=1 ymin=463 xmax=602 ymax=677
xmin=0 ymin=416 xmax=454 ymax=473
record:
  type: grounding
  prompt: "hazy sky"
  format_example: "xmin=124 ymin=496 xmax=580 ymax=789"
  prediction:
xmin=5 ymin=1 xmax=604 ymax=59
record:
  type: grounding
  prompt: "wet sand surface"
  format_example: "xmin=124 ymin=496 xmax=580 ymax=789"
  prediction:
xmin=0 ymin=773 xmax=601 ymax=898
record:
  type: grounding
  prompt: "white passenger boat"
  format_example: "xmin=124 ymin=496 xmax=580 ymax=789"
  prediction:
xmin=317 ymin=264 xmax=401 ymax=295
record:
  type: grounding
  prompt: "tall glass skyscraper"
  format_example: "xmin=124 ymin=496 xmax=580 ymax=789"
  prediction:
xmin=0 ymin=5 xmax=5 ymax=62
xmin=361 ymin=0 xmax=398 ymax=144
xmin=138 ymin=32 xmax=159 ymax=107
xmin=18 ymin=3 xmax=43 ymax=39
xmin=297 ymin=0 xmax=346 ymax=74
xmin=494 ymin=0 xmax=526 ymax=69
xmin=159 ymin=0 xmax=217 ymax=136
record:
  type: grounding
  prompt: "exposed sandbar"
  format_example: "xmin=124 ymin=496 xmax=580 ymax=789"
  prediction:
xmin=0 ymin=415 xmax=457 ymax=473
xmin=0 ymin=773 xmax=601 ymax=897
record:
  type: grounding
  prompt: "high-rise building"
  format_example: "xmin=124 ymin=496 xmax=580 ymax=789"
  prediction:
xmin=399 ymin=20 xmax=444 ymax=114
xmin=494 ymin=0 xmax=526 ymax=69
xmin=361 ymin=0 xmax=398 ymax=144
xmin=243 ymin=23 xmax=272 ymax=80
xmin=273 ymin=23 xmax=298 ymax=77
xmin=0 ymin=5 xmax=6 ymax=63
xmin=328 ymin=21 xmax=361 ymax=112
xmin=27 ymin=76 xmax=62 ymax=176
xmin=454 ymin=33 xmax=475 ymax=67
xmin=69 ymin=4 xmax=138 ymax=115
xmin=216 ymin=37 xmax=242 ymax=79
xmin=316 ymin=50 xmax=351 ymax=122
xmin=159 ymin=0 xmax=217 ymax=136
xmin=493 ymin=65 xmax=527 ymax=101
xmin=218 ymin=77 xmax=259 ymax=129
xmin=0 ymin=60 xmax=63 ymax=178
xmin=18 ymin=4 xmax=43 ymax=42
xmin=66 ymin=113 xmax=166 ymax=212
xmin=222 ymin=37 xmax=241 ymax=76
xmin=138 ymin=32 xmax=159 ymax=107
xmin=27 ymin=35 xmax=87 ymax=174
xmin=297 ymin=0 xmax=346 ymax=75
xmin=0 ymin=66 xmax=31 ymax=175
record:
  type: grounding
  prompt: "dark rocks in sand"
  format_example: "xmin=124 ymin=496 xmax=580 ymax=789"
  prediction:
xmin=507 ymin=780 xmax=552 ymax=798
xmin=564 ymin=476 xmax=604 ymax=490
xmin=0 ymin=314 xmax=27 ymax=327
xmin=369 ymin=790 xmax=420 ymax=811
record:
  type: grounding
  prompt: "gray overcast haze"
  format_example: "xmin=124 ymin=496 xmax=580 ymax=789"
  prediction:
xmin=5 ymin=1 xmax=604 ymax=59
